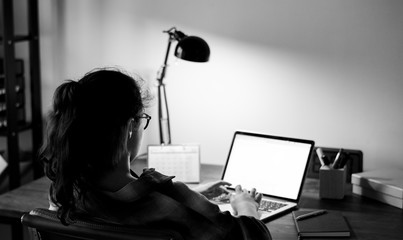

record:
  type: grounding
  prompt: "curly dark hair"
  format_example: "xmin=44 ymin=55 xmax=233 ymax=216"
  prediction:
xmin=40 ymin=68 xmax=149 ymax=225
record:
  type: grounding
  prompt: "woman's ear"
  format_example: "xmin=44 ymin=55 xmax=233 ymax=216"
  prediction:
xmin=128 ymin=118 xmax=134 ymax=139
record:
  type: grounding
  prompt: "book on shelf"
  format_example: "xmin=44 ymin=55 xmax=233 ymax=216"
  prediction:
xmin=351 ymin=169 xmax=403 ymax=199
xmin=292 ymin=210 xmax=350 ymax=238
xmin=0 ymin=59 xmax=24 ymax=75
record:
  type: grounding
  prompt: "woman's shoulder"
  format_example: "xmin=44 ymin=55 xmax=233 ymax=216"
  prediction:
xmin=138 ymin=168 xmax=175 ymax=184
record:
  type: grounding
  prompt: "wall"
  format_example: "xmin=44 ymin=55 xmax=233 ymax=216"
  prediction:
xmin=38 ymin=0 xmax=403 ymax=170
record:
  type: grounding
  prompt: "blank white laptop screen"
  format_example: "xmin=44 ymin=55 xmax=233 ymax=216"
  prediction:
xmin=223 ymin=133 xmax=313 ymax=201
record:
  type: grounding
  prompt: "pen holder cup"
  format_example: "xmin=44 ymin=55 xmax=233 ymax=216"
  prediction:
xmin=319 ymin=166 xmax=346 ymax=199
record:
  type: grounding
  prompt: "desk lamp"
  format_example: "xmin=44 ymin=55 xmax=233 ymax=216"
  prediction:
xmin=156 ymin=27 xmax=210 ymax=144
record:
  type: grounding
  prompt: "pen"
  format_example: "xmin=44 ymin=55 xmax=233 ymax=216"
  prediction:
xmin=316 ymin=148 xmax=330 ymax=166
xmin=295 ymin=210 xmax=327 ymax=221
xmin=219 ymin=186 xmax=232 ymax=194
xmin=338 ymin=153 xmax=350 ymax=168
xmin=332 ymin=148 xmax=344 ymax=169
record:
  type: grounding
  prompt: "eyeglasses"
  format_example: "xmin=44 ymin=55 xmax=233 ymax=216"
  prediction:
xmin=138 ymin=113 xmax=151 ymax=130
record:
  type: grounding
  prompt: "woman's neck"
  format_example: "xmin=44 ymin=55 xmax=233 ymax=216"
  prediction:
xmin=96 ymin=156 xmax=136 ymax=192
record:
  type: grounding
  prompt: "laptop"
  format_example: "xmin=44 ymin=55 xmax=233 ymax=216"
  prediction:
xmin=212 ymin=131 xmax=315 ymax=221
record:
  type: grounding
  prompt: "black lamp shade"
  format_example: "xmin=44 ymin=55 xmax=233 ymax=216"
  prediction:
xmin=174 ymin=36 xmax=210 ymax=62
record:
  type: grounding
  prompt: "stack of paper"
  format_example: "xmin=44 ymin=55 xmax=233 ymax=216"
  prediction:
xmin=352 ymin=169 xmax=403 ymax=209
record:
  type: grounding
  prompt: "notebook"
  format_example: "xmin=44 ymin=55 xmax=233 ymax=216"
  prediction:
xmin=212 ymin=131 xmax=315 ymax=221
xmin=292 ymin=210 xmax=350 ymax=237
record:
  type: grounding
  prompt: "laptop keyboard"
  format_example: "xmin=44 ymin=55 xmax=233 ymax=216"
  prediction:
xmin=258 ymin=199 xmax=287 ymax=212
xmin=211 ymin=193 xmax=287 ymax=212
xmin=211 ymin=193 xmax=230 ymax=203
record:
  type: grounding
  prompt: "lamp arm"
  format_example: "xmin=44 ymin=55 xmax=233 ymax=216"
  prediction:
xmin=156 ymin=31 xmax=176 ymax=144
xmin=157 ymin=84 xmax=171 ymax=144
xmin=155 ymin=26 xmax=209 ymax=144
xmin=157 ymin=38 xmax=173 ymax=83
xmin=157 ymin=27 xmax=187 ymax=84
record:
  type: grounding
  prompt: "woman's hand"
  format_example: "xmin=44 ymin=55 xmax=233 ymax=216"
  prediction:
xmin=230 ymin=185 xmax=262 ymax=218
xmin=193 ymin=180 xmax=231 ymax=199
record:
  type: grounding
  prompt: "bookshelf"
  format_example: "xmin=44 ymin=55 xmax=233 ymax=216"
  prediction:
xmin=0 ymin=0 xmax=43 ymax=190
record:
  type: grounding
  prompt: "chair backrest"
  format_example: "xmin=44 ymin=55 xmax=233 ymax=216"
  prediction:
xmin=21 ymin=208 xmax=183 ymax=240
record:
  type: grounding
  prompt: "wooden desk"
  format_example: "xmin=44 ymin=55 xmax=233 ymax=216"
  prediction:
xmin=194 ymin=164 xmax=403 ymax=239
xmin=0 ymin=176 xmax=49 ymax=240
xmin=0 ymin=163 xmax=402 ymax=240
xmin=268 ymin=180 xmax=403 ymax=239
